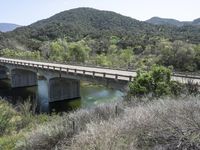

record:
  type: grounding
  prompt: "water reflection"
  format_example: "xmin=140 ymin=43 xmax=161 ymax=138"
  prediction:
xmin=0 ymin=79 xmax=123 ymax=113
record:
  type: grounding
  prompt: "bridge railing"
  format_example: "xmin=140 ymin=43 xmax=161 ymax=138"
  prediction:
xmin=0 ymin=56 xmax=136 ymax=72
xmin=0 ymin=58 xmax=134 ymax=82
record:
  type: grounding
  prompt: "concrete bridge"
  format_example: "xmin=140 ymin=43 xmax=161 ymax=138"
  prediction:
xmin=0 ymin=57 xmax=135 ymax=102
xmin=0 ymin=57 xmax=199 ymax=102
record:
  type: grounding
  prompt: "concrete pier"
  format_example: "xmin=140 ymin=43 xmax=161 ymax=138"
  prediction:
xmin=49 ymin=78 xmax=80 ymax=102
xmin=11 ymin=69 xmax=37 ymax=88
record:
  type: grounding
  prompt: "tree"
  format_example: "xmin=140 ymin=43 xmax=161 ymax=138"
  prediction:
xmin=159 ymin=40 xmax=197 ymax=71
xmin=68 ymin=41 xmax=91 ymax=63
xmin=119 ymin=48 xmax=134 ymax=68
xmin=49 ymin=41 xmax=65 ymax=61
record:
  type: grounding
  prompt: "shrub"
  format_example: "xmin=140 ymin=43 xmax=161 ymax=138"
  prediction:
xmin=129 ymin=65 xmax=182 ymax=97
xmin=170 ymin=80 xmax=183 ymax=96
xmin=0 ymin=99 xmax=52 ymax=150
xmin=185 ymin=80 xmax=200 ymax=95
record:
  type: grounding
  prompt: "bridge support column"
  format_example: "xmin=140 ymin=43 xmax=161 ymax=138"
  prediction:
xmin=11 ymin=69 xmax=37 ymax=88
xmin=0 ymin=66 xmax=8 ymax=79
xmin=48 ymin=78 xmax=80 ymax=102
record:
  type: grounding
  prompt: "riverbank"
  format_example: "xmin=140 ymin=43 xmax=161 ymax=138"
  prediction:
xmin=0 ymin=95 xmax=200 ymax=150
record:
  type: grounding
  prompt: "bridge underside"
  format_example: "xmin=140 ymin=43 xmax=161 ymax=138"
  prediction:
xmin=0 ymin=66 xmax=8 ymax=79
xmin=11 ymin=69 xmax=37 ymax=88
xmin=49 ymin=77 xmax=80 ymax=102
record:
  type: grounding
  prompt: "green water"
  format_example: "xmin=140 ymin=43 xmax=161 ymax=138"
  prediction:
xmin=0 ymin=79 xmax=123 ymax=113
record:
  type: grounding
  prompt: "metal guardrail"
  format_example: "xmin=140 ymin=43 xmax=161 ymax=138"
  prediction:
xmin=0 ymin=58 xmax=134 ymax=82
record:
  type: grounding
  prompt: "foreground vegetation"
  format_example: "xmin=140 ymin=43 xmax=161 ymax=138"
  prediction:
xmin=0 ymin=100 xmax=53 ymax=150
xmin=66 ymin=97 xmax=200 ymax=150
xmin=1 ymin=95 xmax=200 ymax=150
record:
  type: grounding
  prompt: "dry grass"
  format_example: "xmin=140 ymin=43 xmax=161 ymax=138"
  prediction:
xmin=17 ymin=102 xmax=124 ymax=150
xmin=65 ymin=97 xmax=200 ymax=150
xmin=17 ymin=96 xmax=200 ymax=150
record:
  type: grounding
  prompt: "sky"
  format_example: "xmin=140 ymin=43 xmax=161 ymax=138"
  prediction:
xmin=0 ymin=0 xmax=200 ymax=25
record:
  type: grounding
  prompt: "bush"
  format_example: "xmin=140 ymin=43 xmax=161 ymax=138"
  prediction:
xmin=129 ymin=65 xmax=181 ymax=97
xmin=170 ymin=80 xmax=183 ymax=96
xmin=0 ymin=99 xmax=52 ymax=150
xmin=185 ymin=80 xmax=200 ymax=96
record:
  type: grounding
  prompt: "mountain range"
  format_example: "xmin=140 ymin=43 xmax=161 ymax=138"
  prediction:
xmin=0 ymin=23 xmax=21 ymax=32
xmin=146 ymin=17 xmax=200 ymax=27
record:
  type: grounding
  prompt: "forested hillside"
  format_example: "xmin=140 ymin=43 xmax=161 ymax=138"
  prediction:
xmin=0 ymin=7 xmax=200 ymax=71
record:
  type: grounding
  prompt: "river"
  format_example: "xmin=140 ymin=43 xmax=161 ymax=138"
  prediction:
xmin=0 ymin=79 xmax=123 ymax=113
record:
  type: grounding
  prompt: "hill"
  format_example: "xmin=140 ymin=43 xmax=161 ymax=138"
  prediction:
xmin=26 ymin=7 xmax=155 ymax=40
xmin=1 ymin=7 xmax=200 ymax=50
xmin=0 ymin=23 xmax=21 ymax=32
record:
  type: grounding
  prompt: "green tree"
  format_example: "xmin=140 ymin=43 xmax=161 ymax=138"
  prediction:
xmin=95 ymin=54 xmax=112 ymax=67
xmin=68 ymin=41 xmax=91 ymax=63
xmin=119 ymin=48 xmax=134 ymax=68
xmin=159 ymin=40 xmax=197 ymax=71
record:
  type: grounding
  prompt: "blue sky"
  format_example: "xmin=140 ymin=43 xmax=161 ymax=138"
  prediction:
xmin=1 ymin=0 xmax=200 ymax=25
